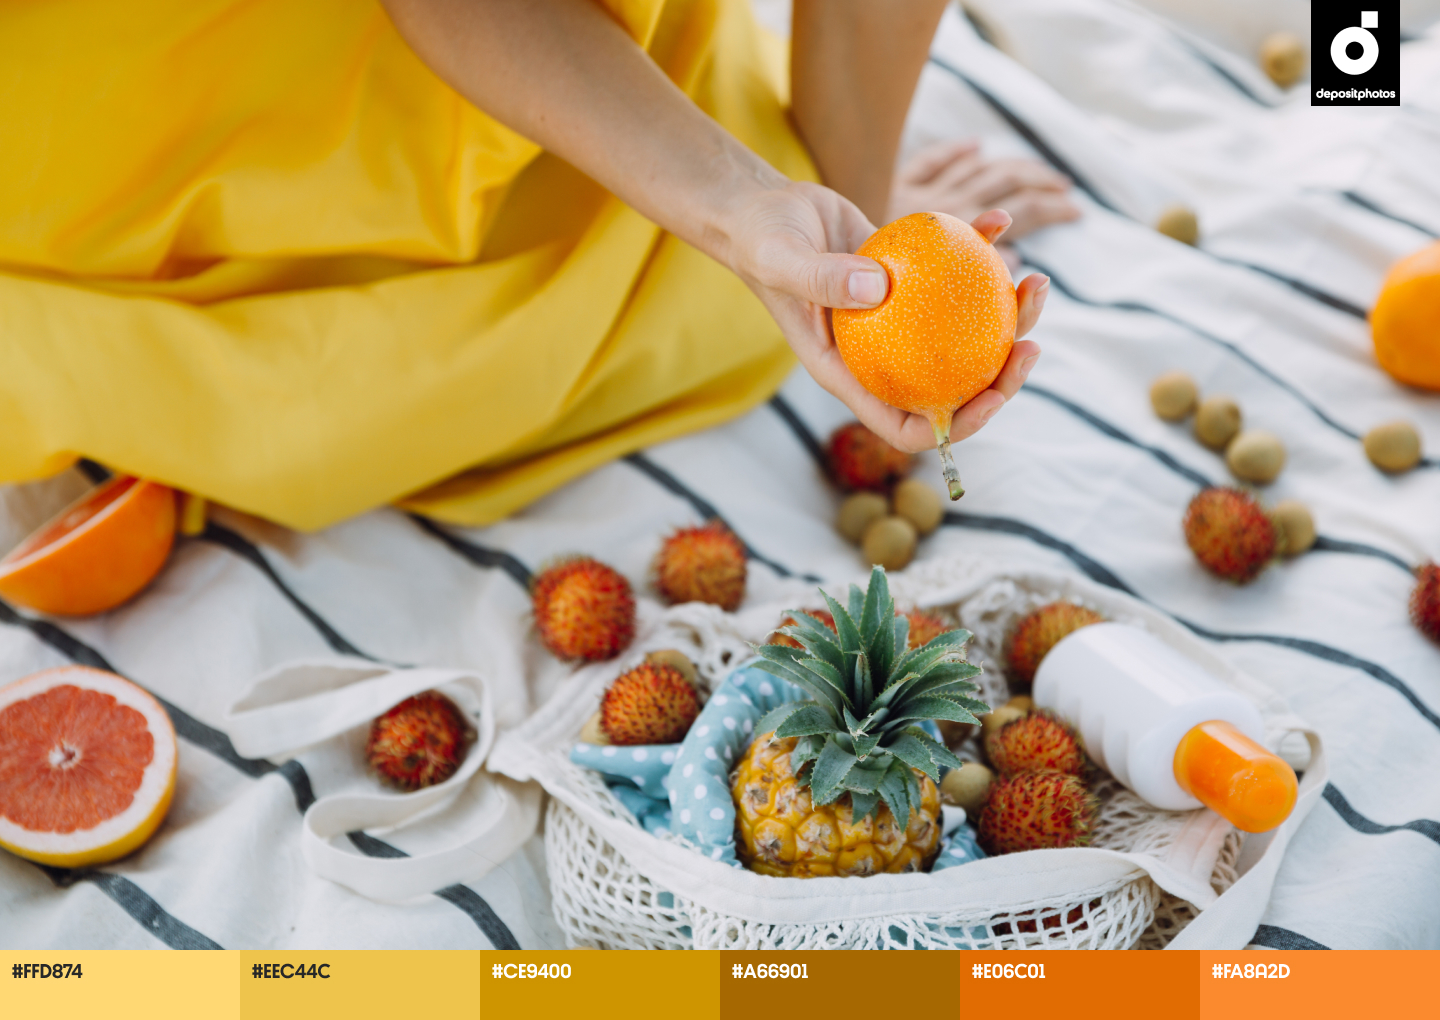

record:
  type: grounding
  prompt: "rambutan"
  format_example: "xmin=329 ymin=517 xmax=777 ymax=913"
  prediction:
xmin=986 ymin=713 xmax=1086 ymax=777
xmin=600 ymin=662 xmax=701 ymax=745
xmin=366 ymin=691 xmax=472 ymax=791
xmin=902 ymin=608 xmax=954 ymax=649
xmin=1007 ymin=602 xmax=1105 ymax=688
xmin=1183 ymin=487 xmax=1277 ymax=583
xmin=1411 ymin=564 xmax=1440 ymax=644
xmin=532 ymin=557 xmax=636 ymax=661
xmin=654 ymin=521 xmax=747 ymax=611
xmin=767 ymin=609 xmax=836 ymax=649
xmin=827 ymin=422 xmax=913 ymax=492
xmin=977 ymin=771 xmax=1097 ymax=855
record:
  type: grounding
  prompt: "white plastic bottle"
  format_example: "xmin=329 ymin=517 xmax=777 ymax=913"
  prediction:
xmin=1033 ymin=622 xmax=1296 ymax=832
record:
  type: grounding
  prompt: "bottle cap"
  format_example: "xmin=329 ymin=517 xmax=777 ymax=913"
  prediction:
xmin=1172 ymin=720 xmax=1297 ymax=833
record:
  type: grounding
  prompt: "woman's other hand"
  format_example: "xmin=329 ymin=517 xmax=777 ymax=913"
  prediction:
xmin=889 ymin=139 xmax=1080 ymax=241
xmin=726 ymin=184 xmax=1049 ymax=454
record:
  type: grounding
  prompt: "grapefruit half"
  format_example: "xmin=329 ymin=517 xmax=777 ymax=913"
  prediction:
xmin=0 ymin=667 xmax=178 ymax=867
xmin=0 ymin=476 xmax=176 ymax=616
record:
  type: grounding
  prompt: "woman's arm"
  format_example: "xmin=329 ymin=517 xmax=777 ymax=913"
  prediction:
xmin=382 ymin=0 xmax=841 ymax=288
xmin=381 ymin=0 xmax=1046 ymax=453
xmin=790 ymin=0 xmax=951 ymax=225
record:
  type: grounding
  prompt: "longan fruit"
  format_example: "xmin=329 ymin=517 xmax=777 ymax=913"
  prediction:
xmin=1150 ymin=371 xmax=1199 ymax=421
xmin=1364 ymin=421 xmax=1422 ymax=473
xmin=837 ymin=491 xmax=888 ymax=543
xmin=861 ymin=515 xmax=917 ymax=571
xmin=1195 ymin=395 xmax=1242 ymax=450
xmin=1269 ymin=500 xmax=1316 ymax=556
xmin=1259 ymin=33 xmax=1306 ymax=89
xmin=941 ymin=762 xmax=995 ymax=816
xmin=893 ymin=477 xmax=943 ymax=535
xmin=1156 ymin=204 xmax=1200 ymax=246
xmin=1226 ymin=430 xmax=1286 ymax=484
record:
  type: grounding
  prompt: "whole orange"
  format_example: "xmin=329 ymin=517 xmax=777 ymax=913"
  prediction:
xmin=833 ymin=213 xmax=1016 ymax=499
xmin=1372 ymin=241 xmax=1440 ymax=390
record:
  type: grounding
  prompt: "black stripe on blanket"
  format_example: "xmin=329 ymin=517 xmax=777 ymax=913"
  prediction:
xmin=35 ymin=867 xmax=224 ymax=949
xmin=197 ymin=522 xmax=377 ymax=661
xmin=408 ymin=514 xmax=534 ymax=588
xmin=0 ymin=599 xmax=279 ymax=781
xmin=935 ymin=514 xmax=1440 ymax=731
xmin=1337 ymin=191 xmax=1440 ymax=239
xmin=1019 ymin=254 xmax=1376 ymax=446
xmin=345 ymin=833 xmax=521 ymax=949
xmin=0 ymin=599 xmax=521 ymax=949
xmin=623 ymin=452 xmax=823 ymax=582
xmin=1166 ymin=35 xmax=1272 ymax=106
xmin=1323 ymin=783 xmax=1440 ymax=847
xmin=1204 ymin=256 xmax=1368 ymax=319
xmin=924 ymin=56 xmax=1369 ymax=319
xmin=1251 ymin=924 xmax=1331 ymax=950
xmin=926 ymin=55 xmax=1119 ymax=214
xmin=1022 ymin=384 xmax=1213 ymax=488
xmin=768 ymin=395 xmax=830 ymax=472
xmin=1018 ymin=385 xmax=1415 ymax=573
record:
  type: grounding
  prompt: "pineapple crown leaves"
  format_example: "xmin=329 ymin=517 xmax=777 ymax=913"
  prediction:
xmin=751 ymin=566 xmax=990 ymax=825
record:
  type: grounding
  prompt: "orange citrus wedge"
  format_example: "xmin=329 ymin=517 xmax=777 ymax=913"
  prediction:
xmin=0 ymin=476 xmax=176 ymax=616
xmin=0 ymin=667 xmax=178 ymax=867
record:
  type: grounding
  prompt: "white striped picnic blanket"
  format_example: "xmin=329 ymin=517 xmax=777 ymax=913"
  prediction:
xmin=2 ymin=0 xmax=1437 ymax=949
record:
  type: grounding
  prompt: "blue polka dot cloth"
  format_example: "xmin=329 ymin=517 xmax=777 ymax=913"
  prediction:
xmin=572 ymin=659 xmax=986 ymax=869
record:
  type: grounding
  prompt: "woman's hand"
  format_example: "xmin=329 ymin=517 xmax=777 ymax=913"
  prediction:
xmin=725 ymin=182 xmax=1049 ymax=454
xmin=889 ymin=139 xmax=1080 ymax=241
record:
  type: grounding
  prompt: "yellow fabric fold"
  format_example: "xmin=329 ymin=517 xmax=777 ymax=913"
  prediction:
xmin=0 ymin=0 xmax=814 ymax=529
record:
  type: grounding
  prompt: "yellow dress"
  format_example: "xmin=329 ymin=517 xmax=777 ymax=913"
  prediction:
xmin=0 ymin=0 xmax=814 ymax=529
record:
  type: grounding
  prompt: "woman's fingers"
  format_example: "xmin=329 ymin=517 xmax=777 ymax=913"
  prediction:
xmin=899 ymin=138 xmax=982 ymax=186
xmin=989 ymin=338 xmax=1042 ymax=400
xmin=948 ymin=339 xmax=1042 ymax=442
xmin=1015 ymin=272 xmax=1049 ymax=339
xmin=999 ymin=191 xmax=1082 ymax=240
xmin=962 ymin=160 xmax=1072 ymax=207
xmin=970 ymin=209 xmax=1012 ymax=245
xmin=756 ymin=240 xmax=889 ymax=309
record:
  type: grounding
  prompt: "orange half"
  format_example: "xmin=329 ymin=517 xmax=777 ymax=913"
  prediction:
xmin=0 ymin=476 xmax=176 ymax=616
xmin=0 ymin=667 xmax=178 ymax=867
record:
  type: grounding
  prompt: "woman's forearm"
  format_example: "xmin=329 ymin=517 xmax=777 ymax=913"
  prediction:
xmin=791 ymin=0 xmax=949 ymax=224
xmin=382 ymin=0 xmax=786 ymax=269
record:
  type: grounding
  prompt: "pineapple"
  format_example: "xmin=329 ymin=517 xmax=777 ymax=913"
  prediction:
xmin=734 ymin=566 xmax=989 ymax=877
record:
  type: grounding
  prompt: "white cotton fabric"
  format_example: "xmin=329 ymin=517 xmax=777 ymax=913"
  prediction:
xmin=3 ymin=0 xmax=1440 ymax=949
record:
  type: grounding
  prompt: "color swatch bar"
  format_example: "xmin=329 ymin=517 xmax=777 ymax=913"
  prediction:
xmin=2 ymin=950 xmax=1432 ymax=1018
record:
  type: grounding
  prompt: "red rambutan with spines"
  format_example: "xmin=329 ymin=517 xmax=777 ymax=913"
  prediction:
xmin=366 ymin=691 xmax=472 ymax=791
xmin=1007 ymin=601 xmax=1105 ymax=689
xmin=1411 ymin=563 xmax=1440 ymax=644
xmin=985 ymin=712 xmax=1086 ymax=777
xmin=532 ymin=557 xmax=636 ymax=661
xmin=767 ymin=609 xmax=836 ymax=649
xmin=1183 ymin=487 xmax=1277 ymax=583
xmin=654 ymin=521 xmax=747 ymax=611
xmin=600 ymin=662 xmax=701 ymax=745
xmin=977 ymin=771 xmax=1097 ymax=855
xmin=827 ymin=422 xmax=913 ymax=492
xmin=902 ymin=608 xmax=955 ymax=649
